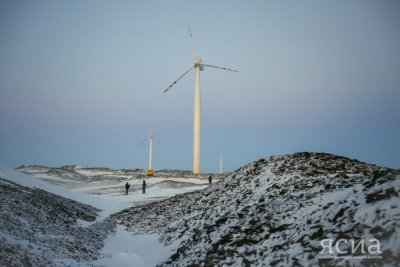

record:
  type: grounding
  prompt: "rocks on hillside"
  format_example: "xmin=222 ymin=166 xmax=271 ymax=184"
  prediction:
xmin=113 ymin=152 xmax=400 ymax=267
xmin=0 ymin=178 xmax=115 ymax=266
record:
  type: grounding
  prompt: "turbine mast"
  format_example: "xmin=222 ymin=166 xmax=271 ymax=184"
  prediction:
xmin=147 ymin=130 xmax=154 ymax=176
xmin=193 ymin=61 xmax=201 ymax=175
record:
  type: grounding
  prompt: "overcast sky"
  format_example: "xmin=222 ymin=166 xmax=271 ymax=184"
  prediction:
xmin=0 ymin=0 xmax=399 ymax=172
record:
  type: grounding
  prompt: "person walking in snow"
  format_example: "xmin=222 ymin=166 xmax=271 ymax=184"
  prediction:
xmin=142 ymin=180 xmax=147 ymax=194
xmin=209 ymin=175 xmax=213 ymax=184
xmin=124 ymin=182 xmax=130 ymax=195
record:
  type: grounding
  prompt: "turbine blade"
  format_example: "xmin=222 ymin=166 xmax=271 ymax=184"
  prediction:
xmin=188 ymin=24 xmax=198 ymax=59
xmin=164 ymin=64 xmax=194 ymax=93
xmin=202 ymin=63 xmax=238 ymax=72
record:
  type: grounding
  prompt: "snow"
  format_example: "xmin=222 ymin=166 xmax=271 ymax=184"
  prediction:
xmin=4 ymin=152 xmax=398 ymax=266
xmin=74 ymin=169 xmax=124 ymax=177
xmin=92 ymin=225 xmax=179 ymax=267
xmin=0 ymin=164 xmax=208 ymax=221
xmin=0 ymin=163 xmax=211 ymax=267
xmin=127 ymin=177 xmax=209 ymax=185
xmin=0 ymin=164 xmax=129 ymax=220
xmin=113 ymin=152 xmax=400 ymax=266
xmin=0 ymin=164 xmax=53 ymax=190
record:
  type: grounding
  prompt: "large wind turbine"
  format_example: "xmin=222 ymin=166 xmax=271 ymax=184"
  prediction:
xmin=164 ymin=26 xmax=237 ymax=175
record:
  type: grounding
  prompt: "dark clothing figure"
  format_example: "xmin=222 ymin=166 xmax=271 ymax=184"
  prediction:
xmin=124 ymin=182 xmax=130 ymax=195
xmin=209 ymin=175 xmax=212 ymax=184
xmin=142 ymin=180 xmax=147 ymax=194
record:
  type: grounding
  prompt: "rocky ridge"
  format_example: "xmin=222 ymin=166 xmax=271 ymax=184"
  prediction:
xmin=113 ymin=152 xmax=400 ymax=266
xmin=0 ymin=177 xmax=115 ymax=266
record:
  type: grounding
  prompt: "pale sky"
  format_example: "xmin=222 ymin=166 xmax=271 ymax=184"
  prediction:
xmin=0 ymin=0 xmax=399 ymax=172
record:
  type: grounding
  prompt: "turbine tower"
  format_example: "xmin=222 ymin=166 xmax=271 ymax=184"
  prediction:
xmin=164 ymin=26 xmax=237 ymax=175
xmin=147 ymin=130 xmax=154 ymax=176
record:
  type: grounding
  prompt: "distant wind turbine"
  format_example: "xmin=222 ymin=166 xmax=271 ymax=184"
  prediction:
xmin=164 ymin=25 xmax=238 ymax=175
xmin=147 ymin=130 xmax=154 ymax=176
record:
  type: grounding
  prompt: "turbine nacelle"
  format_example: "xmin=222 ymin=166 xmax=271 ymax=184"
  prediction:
xmin=194 ymin=58 xmax=202 ymax=65
xmin=194 ymin=58 xmax=204 ymax=71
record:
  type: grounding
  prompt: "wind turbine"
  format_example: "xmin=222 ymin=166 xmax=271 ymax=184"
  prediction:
xmin=164 ymin=26 xmax=238 ymax=175
xmin=147 ymin=130 xmax=154 ymax=176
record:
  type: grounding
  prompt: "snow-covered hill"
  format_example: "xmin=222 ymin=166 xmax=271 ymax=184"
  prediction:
xmin=113 ymin=152 xmax=400 ymax=266
xmin=0 ymin=170 xmax=115 ymax=266
xmin=16 ymin=165 xmax=220 ymax=197
xmin=2 ymin=153 xmax=399 ymax=266
xmin=0 ymin=164 xmax=212 ymax=266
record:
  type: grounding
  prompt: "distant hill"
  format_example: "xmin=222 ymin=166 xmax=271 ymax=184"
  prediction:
xmin=17 ymin=165 xmax=226 ymax=181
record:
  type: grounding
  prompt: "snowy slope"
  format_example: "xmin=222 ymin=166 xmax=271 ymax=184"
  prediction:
xmin=0 ymin=164 xmax=212 ymax=267
xmin=0 ymin=164 xmax=132 ymax=219
xmin=17 ymin=165 xmax=213 ymax=198
xmin=0 ymin=167 xmax=115 ymax=267
xmin=114 ymin=152 xmax=400 ymax=266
